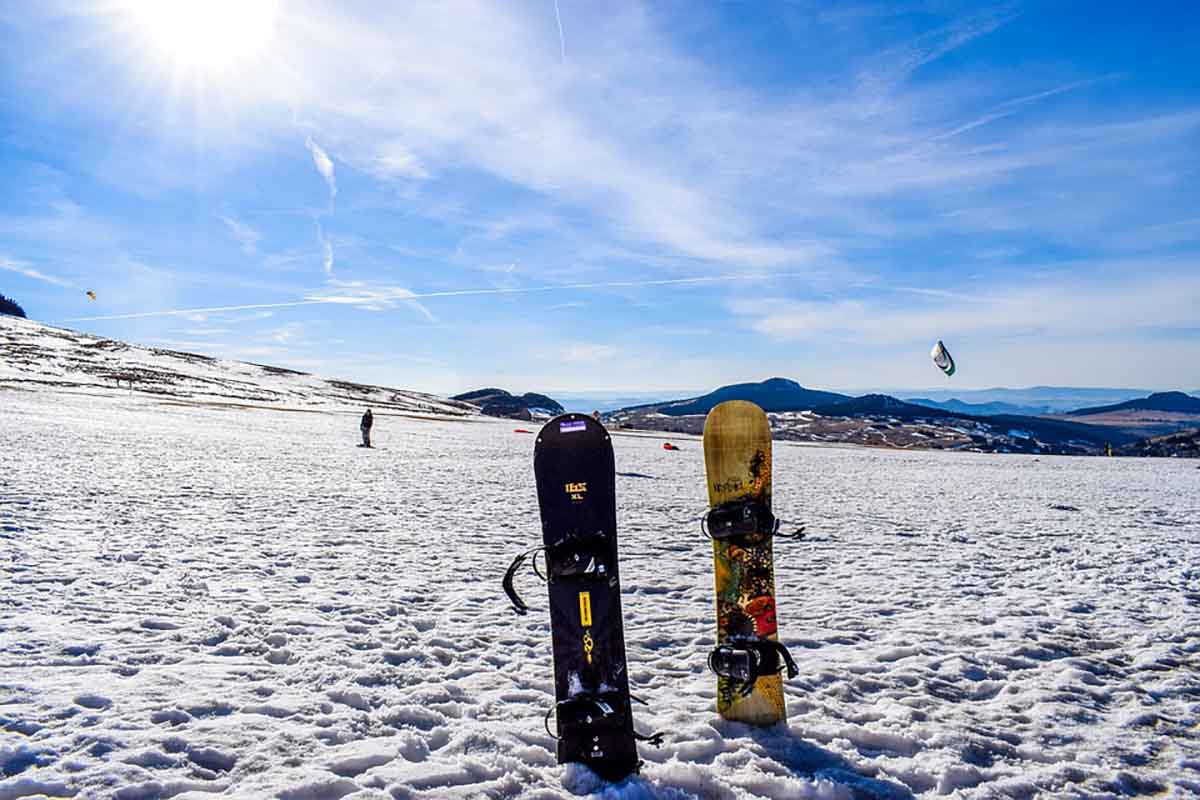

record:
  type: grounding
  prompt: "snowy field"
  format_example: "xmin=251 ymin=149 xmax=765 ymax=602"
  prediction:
xmin=2 ymin=390 xmax=1198 ymax=799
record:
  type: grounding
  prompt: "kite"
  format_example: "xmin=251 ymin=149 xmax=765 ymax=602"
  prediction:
xmin=931 ymin=339 xmax=955 ymax=377
xmin=86 ymin=291 xmax=97 ymax=301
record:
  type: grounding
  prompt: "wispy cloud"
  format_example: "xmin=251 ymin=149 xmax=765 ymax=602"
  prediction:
xmin=854 ymin=6 xmax=1016 ymax=104
xmin=0 ymin=255 xmax=78 ymax=289
xmin=309 ymin=280 xmax=437 ymax=321
xmin=731 ymin=262 xmax=1200 ymax=344
xmin=61 ymin=271 xmax=803 ymax=322
xmin=553 ymin=0 xmax=566 ymax=65
xmin=219 ymin=215 xmax=262 ymax=255
xmin=268 ymin=322 xmax=306 ymax=344
xmin=316 ymin=223 xmax=334 ymax=275
xmin=357 ymin=144 xmax=429 ymax=181
xmin=305 ymin=136 xmax=337 ymax=201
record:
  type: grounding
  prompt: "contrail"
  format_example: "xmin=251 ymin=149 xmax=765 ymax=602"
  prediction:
xmin=553 ymin=0 xmax=566 ymax=64
xmin=61 ymin=272 xmax=799 ymax=323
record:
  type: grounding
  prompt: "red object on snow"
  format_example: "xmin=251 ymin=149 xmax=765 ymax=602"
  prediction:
xmin=514 ymin=429 xmax=534 ymax=434
xmin=662 ymin=442 xmax=680 ymax=451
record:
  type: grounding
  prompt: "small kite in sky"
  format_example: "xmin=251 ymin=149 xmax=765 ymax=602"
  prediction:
xmin=931 ymin=339 xmax=956 ymax=377
xmin=86 ymin=290 xmax=97 ymax=301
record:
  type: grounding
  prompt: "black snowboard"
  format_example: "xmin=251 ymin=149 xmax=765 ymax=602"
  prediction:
xmin=534 ymin=413 xmax=640 ymax=782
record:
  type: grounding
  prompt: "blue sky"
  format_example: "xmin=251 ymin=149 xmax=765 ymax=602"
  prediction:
xmin=1 ymin=1 xmax=1198 ymax=396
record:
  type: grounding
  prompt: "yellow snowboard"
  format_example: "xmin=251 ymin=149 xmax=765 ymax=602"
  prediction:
xmin=703 ymin=400 xmax=786 ymax=725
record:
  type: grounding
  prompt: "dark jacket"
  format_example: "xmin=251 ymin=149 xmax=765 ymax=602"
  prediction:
xmin=361 ymin=411 xmax=373 ymax=430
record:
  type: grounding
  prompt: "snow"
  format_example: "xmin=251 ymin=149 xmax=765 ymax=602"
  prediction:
xmin=2 ymin=335 xmax=1199 ymax=797
xmin=0 ymin=315 xmax=474 ymax=417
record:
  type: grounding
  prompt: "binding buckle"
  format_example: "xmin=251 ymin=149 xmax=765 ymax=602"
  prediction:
xmin=708 ymin=638 xmax=800 ymax=697
xmin=702 ymin=501 xmax=778 ymax=543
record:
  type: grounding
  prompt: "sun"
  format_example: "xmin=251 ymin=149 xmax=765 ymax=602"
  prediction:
xmin=115 ymin=0 xmax=279 ymax=76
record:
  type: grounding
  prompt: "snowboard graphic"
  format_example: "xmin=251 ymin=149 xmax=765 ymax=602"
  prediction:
xmin=703 ymin=400 xmax=790 ymax=725
xmin=533 ymin=413 xmax=641 ymax=781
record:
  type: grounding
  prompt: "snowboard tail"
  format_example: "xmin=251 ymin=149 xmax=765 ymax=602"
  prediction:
xmin=533 ymin=414 xmax=641 ymax=781
xmin=703 ymin=400 xmax=790 ymax=725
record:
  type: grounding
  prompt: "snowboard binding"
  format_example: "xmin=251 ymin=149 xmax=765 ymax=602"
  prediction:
xmin=544 ymin=691 xmax=664 ymax=749
xmin=502 ymin=533 xmax=615 ymax=615
xmin=701 ymin=500 xmax=805 ymax=544
xmin=708 ymin=638 xmax=800 ymax=698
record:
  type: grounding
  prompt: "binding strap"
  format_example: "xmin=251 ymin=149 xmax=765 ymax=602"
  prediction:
xmin=702 ymin=500 xmax=779 ymax=543
xmin=502 ymin=533 xmax=613 ymax=616
xmin=708 ymin=639 xmax=800 ymax=697
xmin=542 ymin=691 xmax=665 ymax=747
xmin=545 ymin=534 xmax=610 ymax=581
xmin=629 ymin=693 xmax=665 ymax=746
xmin=776 ymin=523 xmax=806 ymax=540
xmin=502 ymin=546 xmax=545 ymax=615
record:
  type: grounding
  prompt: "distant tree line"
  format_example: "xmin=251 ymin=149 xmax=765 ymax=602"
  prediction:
xmin=0 ymin=293 xmax=27 ymax=318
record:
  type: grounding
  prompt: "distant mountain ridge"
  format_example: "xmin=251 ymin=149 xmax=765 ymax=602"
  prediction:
xmin=634 ymin=377 xmax=849 ymax=416
xmin=811 ymin=393 xmax=956 ymax=418
xmin=1068 ymin=391 xmax=1200 ymax=416
xmin=893 ymin=386 xmax=1154 ymax=414
xmin=608 ymin=376 xmax=1151 ymax=455
xmin=1117 ymin=427 xmax=1200 ymax=458
xmin=905 ymin=397 xmax=1051 ymax=416
xmin=451 ymin=388 xmax=564 ymax=420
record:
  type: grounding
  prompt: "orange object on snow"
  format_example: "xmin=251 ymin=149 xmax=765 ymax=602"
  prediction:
xmin=662 ymin=442 xmax=680 ymax=451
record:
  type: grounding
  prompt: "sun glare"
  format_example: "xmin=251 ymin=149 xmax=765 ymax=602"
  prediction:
xmin=117 ymin=0 xmax=279 ymax=75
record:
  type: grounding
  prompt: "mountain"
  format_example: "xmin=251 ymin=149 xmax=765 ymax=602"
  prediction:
xmin=609 ymin=377 xmax=1143 ymax=455
xmin=0 ymin=315 xmax=475 ymax=416
xmin=1068 ymin=391 xmax=1200 ymax=416
xmin=905 ymin=397 xmax=1051 ymax=416
xmin=1116 ymin=428 xmax=1200 ymax=458
xmin=550 ymin=390 xmax=696 ymax=414
xmin=621 ymin=377 xmax=849 ymax=417
xmin=811 ymin=394 xmax=958 ymax=419
xmin=889 ymin=386 xmax=1154 ymax=414
xmin=808 ymin=394 xmax=1138 ymax=448
xmin=451 ymin=388 xmax=564 ymax=420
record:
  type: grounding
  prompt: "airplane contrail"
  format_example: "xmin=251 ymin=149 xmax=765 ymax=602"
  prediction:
xmin=553 ymin=0 xmax=566 ymax=64
xmin=61 ymin=272 xmax=799 ymax=323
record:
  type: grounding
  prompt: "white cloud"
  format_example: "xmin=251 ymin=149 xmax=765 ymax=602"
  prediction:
xmin=359 ymin=143 xmax=429 ymax=181
xmin=0 ymin=255 xmax=77 ymax=289
xmin=731 ymin=262 xmax=1200 ymax=345
xmin=219 ymin=215 xmax=262 ymax=255
xmin=306 ymin=280 xmax=437 ymax=322
xmin=268 ymin=322 xmax=306 ymax=344
xmin=312 ymin=220 xmax=334 ymax=276
xmin=305 ymin=136 xmax=337 ymax=201
xmin=320 ymin=230 xmax=333 ymax=275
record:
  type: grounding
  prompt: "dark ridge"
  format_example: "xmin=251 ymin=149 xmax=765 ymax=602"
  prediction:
xmin=451 ymin=387 xmax=509 ymax=403
xmin=812 ymin=394 xmax=1140 ymax=446
xmin=649 ymin=377 xmax=849 ymax=416
xmin=451 ymin=387 xmax=565 ymax=420
xmin=0 ymin=293 xmax=27 ymax=318
xmin=1069 ymin=391 xmax=1200 ymax=416
xmin=905 ymin=397 xmax=1050 ymax=416
xmin=811 ymin=394 xmax=959 ymax=419
xmin=1117 ymin=427 xmax=1200 ymax=458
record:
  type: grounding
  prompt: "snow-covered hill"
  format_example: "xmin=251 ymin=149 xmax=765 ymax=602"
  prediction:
xmin=1 ymin=383 xmax=1197 ymax=798
xmin=0 ymin=315 xmax=475 ymax=417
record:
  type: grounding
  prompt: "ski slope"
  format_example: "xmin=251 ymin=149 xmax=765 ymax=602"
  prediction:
xmin=1 ymin=387 xmax=1198 ymax=798
xmin=0 ymin=315 xmax=474 ymax=417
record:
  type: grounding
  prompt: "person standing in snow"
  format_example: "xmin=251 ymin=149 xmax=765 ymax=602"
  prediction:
xmin=360 ymin=408 xmax=374 ymax=448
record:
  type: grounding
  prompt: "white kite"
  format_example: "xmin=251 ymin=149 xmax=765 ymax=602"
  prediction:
xmin=931 ymin=339 xmax=956 ymax=377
